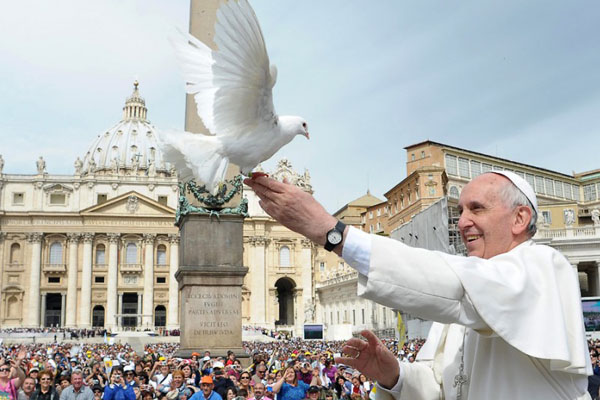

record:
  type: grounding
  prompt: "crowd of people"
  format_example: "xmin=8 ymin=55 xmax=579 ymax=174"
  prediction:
xmin=0 ymin=336 xmax=432 ymax=400
xmin=2 ymin=335 xmax=598 ymax=400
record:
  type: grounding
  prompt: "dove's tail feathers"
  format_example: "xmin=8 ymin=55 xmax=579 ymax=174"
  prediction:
xmin=157 ymin=130 xmax=229 ymax=194
xmin=170 ymin=30 xmax=218 ymax=136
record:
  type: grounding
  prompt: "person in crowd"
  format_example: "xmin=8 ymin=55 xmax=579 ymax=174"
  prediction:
xmin=0 ymin=349 xmax=26 ymax=400
xmin=306 ymin=386 xmax=320 ymax=400
xmin=104 ymin=369 xmax=135 ymax=400
xmin=246 ymin=383 xmax=264 ymax=400
xmin=212 ymin=365 xmax=234 ymax=400
xmin=59 ymin=372 xmax=93 ymax=400
xmin=28 ymin=369 xmax=40 ymax=385
xmin=30 ymin=370 xmax=60 ymax=400
xmin=18 ymin=377 xmax=36 ymax=400
xmin=57 ymin=375 xmax=70 ymax=395
xmin=295 ymin=364 xmax=311 ymax=386
xmin=123 ymin=367 xmax=136 ymax=388
xmin=166 ymin=371 xmax=192 ymax=400
xmin=236 ymin=373 xmax=251 ymax=396
xmin=91 ymin=386 xmax=103 ymax=400
xmin=189 ymin=376 xmax=221 ymax=400
xmin=272 ymin=367 xmax=320 ymax=400
xmin=180 ymin=364 xmax=197 ymax=391
xmin=332 ymin=377 xmax=347 ymax=400
xmin=153 ymin=363 xmax=172 ymax=396
xmin=250 ymin=366 xmax=266 ymax=388
xmin=224 ymin=387 xmax=237 ymax=400
xmin=349 ymin=377 xmax=363 ymax=400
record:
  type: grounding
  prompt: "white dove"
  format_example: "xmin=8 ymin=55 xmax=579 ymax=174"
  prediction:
xmin=158 ymin=0 xmax=309 ymax=193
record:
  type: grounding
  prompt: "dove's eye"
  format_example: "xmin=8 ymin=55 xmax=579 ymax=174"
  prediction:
xmin=302 ymin=122 xmax=307 ymax=128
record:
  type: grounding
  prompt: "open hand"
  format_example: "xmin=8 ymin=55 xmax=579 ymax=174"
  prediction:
xmin=335 ymin=330 xmax=399 ymax=389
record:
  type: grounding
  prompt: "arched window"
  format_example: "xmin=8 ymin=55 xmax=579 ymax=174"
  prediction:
xmin=157 ymin=245 xmax=167 ymax=265
xmin=449 ymin=186 xmax=460 ymax=199
xmin=10 ymin=243 xmax=21 ymax=264
xmin=49 ymin=242 xmax=63 ymax=264
xmin=126 ymin=243 xmax=137 ymax=264
xmin=155 ymin=305 xmax=166 ymax=327
xmin=7 ymin=296 xmax=19 ymax=318
xmin=92 ymin=306 xmax=105 ymax=327
xmin=279 ymin=246 xmax=290 ymax=267
xmin=95 ymin=244 xmax=106 ymax=265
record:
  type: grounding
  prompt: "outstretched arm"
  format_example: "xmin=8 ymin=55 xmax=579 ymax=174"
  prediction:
xmin=244 ymin=177 xmax=345 ymax=255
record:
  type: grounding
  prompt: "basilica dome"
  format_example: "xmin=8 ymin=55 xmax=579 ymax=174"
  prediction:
xmin=79 ymin=82 xmax=173 ymax=177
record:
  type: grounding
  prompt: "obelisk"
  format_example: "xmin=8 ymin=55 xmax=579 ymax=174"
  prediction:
xmin=175 ymin=0 xmax=249 ymax=362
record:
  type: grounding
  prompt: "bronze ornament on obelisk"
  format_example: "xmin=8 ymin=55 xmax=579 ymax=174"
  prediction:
xmin=175 ymin=0 xmax=249 ymax=362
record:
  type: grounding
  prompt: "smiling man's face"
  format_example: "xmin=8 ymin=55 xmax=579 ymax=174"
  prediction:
xmin=458 ymin=174 xmax=519 ymax=259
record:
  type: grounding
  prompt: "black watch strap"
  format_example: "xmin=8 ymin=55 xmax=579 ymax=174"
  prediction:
xmin=324 ymin=220 xmax=347 ymax=251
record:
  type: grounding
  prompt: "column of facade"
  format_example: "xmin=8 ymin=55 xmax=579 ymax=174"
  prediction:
xmin=106 ymin=234 xmax=120 ymax=330
xmin=137 ymin=294 xmax=143 ymax=328
xmin=65 ymin=233 xmax=80 ymax=327
xmin=40 ymin=293 xmax=47 ymax=327
xmin=250 ymin=237 xmax=268 ymax=325
xmin=27 ymin=233 xmax=43 ymax=327
xmin=60 ymin=293 xmax=66 ymax=327
xmin=300 ymin=239 xmax=314 ymax=323
xmin=142 ymin=234 xmax=155 ymax=329
xmin=118 ymin=294 xmax=123 ymax=329
xmin=0 ymin=233 xmax=6 ymax=294
xmin=79 ymin=233 xmax=94 ymax=328
xmin=167 ymin=234 xmax=179 ymax=329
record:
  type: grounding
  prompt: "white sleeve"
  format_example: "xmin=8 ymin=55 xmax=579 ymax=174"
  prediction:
xmin=374 ymin=361 xmax=441 ymax=400
xmin=341 ymin=227 xmax=372 ymax=276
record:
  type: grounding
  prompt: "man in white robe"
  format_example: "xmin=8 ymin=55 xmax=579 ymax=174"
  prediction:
xmin=245 ymin=171 xmax=592 ymax=399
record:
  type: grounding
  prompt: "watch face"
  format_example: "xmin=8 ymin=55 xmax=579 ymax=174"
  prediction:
xmin=327 ymin=230 xmax=342 ymax=245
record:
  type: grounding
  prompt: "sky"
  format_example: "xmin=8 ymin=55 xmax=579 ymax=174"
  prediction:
xmin=1 ymin=1 xmax=599 ymax=213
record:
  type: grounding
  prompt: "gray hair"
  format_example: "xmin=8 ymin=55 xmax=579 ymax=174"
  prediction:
xmin=497 ymin=179 xmax=537 ymax=238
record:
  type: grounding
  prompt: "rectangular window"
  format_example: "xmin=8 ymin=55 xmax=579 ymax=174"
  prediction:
xmin=514 ymin=171 xmax=525 ymax=179
xmin=545 ymin=178 xmax=555 ymax=197
xmin=564 ymin=184 xmax=573 ymax=200
xmin=158 ymin=196 xmax=168 ymax=206
xmin=94 ymin=276 xmax=105 ymax=283
xmin=377 ymin=209 xmax=381 ymax=217
xmin=535 ymin=176 xmax=545 ymax=194
xmin=555 ymin=181 xmax=563 ymax=198
xmin=584 ymin=184 xmax=597 ymax=202
xmin=445 ymin=154 xmax=458 ymax=176
xmin=411 ymin=153 xmax=415 ymax=161
xmin=541 ymin=211 xmax=552 ymax=224
xmin=574 ymin=186 xmax=581 ymax=201
xmin=525 ymin=174 xmax=535 ymax=189
xmin=362 ymin=309 xmax=365 ymax=324
xmin=353 ymin=310 xmax=356 ymax=325
xmin=156 ymin=277 xmax=166 ymax=284
xmin=369 ymin=211 xmax=373 ymax=219
xmin=97 ymin=194 xmax=107 ymax=204
xmin=319 ymin=262 xmax=325 ymax=272
xmin=482 ymin=164 xmax=492 ymax=173
xmin=48 ymin=277 xmax=60 ymax=284
xmin=50 ymin=193 xmax=66 ymax=205
xmin=337 ymin=311 xmax=340 ymax=324
xmin=458 ymin=158 xmax=470 ymax=178
xmin=376 ymin=222 xmax=381 ymax=231
xmin=12 ymin=193 xmax=24 ymax=205
xmin=492 ymin=165 xmax=504 ymax=171
xmin=421 ymin=151 xmax=425 ymax=158
xmin=470 ymin=161 xmax=481 ymax=177
xmin=383 ymin=308 xmax=387 ymax=324
xmin=344 ymin=310 xmax=347 ymax=323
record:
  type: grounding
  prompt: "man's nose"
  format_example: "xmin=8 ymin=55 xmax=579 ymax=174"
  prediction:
xmin=457 ymin=212 xmax=471 ymax=231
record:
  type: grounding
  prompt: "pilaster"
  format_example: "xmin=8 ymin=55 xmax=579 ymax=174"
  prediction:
xmin=27 ymin=233 xmax=43 ymax=327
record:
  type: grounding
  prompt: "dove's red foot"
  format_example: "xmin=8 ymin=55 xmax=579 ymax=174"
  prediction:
xmin=249 ymin=172 xmax=269 ymax=179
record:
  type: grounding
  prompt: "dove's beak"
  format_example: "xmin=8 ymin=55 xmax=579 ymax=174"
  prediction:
xmin=305 ymin=131 xmax=310 ymax=140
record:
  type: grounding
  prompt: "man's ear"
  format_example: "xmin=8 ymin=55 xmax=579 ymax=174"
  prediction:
xmin=512 ymin=205 xmax=533 ymax=236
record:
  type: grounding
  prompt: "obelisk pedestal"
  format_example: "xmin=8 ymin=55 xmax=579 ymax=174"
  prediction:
xmin=175 ymin=214 xmax=249 ymax=362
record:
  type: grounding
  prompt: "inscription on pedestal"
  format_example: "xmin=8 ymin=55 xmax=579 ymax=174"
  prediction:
xmin=182 ymin=285 xmax=242 ymax=348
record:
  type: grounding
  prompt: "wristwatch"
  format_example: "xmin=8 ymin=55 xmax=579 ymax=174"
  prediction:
xmin=324 ymin=220 xmax=347 ymax=251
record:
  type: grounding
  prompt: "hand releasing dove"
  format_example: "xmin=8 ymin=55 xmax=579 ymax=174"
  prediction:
xmin=158 ymin=0 xmax=309 ymax=193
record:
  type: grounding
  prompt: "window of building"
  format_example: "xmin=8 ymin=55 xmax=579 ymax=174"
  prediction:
xmin=362 ymin=309 xmax=365 ymax=324
xmin=353 ymin=310 xmax=356 ymax=324
xmin=49 ymin=242 xmax=63 ymax=264
xmin=279 ymin=246 xmax=290 ymax=267
xmin=370 ymin=225 xmax=374 ymax=233
xmin=411 ymin=153 xmax=415 ymax=161
xmin=555 ymin=181 xmax=564 ymax=198
xmin=534 ymin=176 xmax=545 ymax=194
xmin=383 ymin=308 xmax=387 ymax=324
xmin=10 ymin=243 xmax=21 ymax=264
xmin=157 ymin=245 xmax=167 ymax=265
xmin=421 ymin=150 xmax=425 ymax=158
xmin=545 ymin=178 xmax=555 ymax=197
xmin=330 ymin=312 xmax=333 ymax=324
xmin=470 ymin=161 xmax=481 ymax=177
xmin=574 ymin=186 xmax=581 ymax=201
xmin=458 ymin=158 xmax=470 ymax=178
xmin=541 ymin=211 xmax=552 ymax=224
xmin=369 ymin=211 xmax=373 ymax=219
xmin=492 ymin=165 xmax=504 ymax=171
xmin=156 ymin=277 xmax=166 ymax=284
xmin=449 ymin=186 xmax=460 ymax=199
xmin=48 ymin=277 xmax=60 ymax=284
xmin=445 ymin=154 xmax=457 ymax=176
xmin=158 ymin=196 xmax=168 ymax=206
xmin=94 ymin=276 xmax=105 ymax=283
xmin=95 ymin=244 xmax=106 ymax=265
xmin=97 ymin=194 xmax=108 ymax=204
xmin=376 ymin=222 xmax=381 ymax=231
xmin=319 ymin=262 xmax=325 ymax=272
xmin=564 ymin=184 xmax=573 ymax=200
xmin=481 ymin=163 xmax=492 ymax=173
xmin=126 ymin=243 xmax=137 ymax=264
xmin=344 ymin=310 xmax=347 ymax=323
xmin=584 ymin=184 xmax=597 ymax=202
xmin=337 ymin=311 xmax=340 ymax=324
xmin=377 ymin=209 xmax=381 ymax=217
xmin=525 ymin=173 xmax=535 ymax=190
xmin=155 ymin=305 xmax=166 ymax=327
xmin=49 ymin=193 xmax=66 ymax=205
xmin=12 ymin=193 xmax=24 ymax=205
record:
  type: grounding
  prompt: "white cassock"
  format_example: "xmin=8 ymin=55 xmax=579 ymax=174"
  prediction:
xmin=342 ymin=228 xmax=592 ymax=400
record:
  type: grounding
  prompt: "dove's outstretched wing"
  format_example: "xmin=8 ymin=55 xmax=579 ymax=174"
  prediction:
xmin=171 ymin=0 xmax=277 ymax=138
